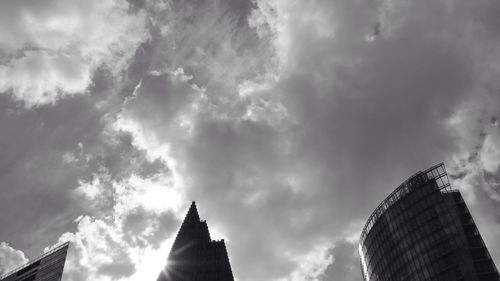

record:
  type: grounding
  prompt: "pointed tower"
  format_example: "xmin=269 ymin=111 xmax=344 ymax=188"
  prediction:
xmin=157 ymin=202 xmax=234 ymax=281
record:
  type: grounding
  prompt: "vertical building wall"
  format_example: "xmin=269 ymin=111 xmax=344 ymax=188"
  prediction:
xmin=359 ymin=164 xmax=499 ymax=281
xmin=444 ymin=191 xmax=500 ymax=281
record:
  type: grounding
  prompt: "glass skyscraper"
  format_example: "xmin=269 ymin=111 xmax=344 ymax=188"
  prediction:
xmin=0 ymin=242 xmax=69 ymax=281
xmin=359 ymin=163 xmax=499 ymax=281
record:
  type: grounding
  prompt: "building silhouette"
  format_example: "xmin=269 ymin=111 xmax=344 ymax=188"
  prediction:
xmin=157 ymin=201 xmax=234 ymax=281
xmin=359 ymin=163 xmax=499 ymax=281
xmin=0 ymin=242 xmax=69 ymax=281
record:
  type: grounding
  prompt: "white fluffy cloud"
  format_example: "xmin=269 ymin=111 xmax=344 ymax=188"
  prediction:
xmin=0 ymin=0 xmax=147 ymax=107
xmin=480 ymin=131 xmax=500 ymax=174
xmin=56 ymin=171 xmax=182 ymax=281
xmin=0 ymin=242 xmax=28 ymax=276
xmin=2 ymin=0 xmax=500 ymax=281
xmin=0 ymin=51 xmax=91 ymax=105
xmin=115 ymin=0 xmax=500 ymax=280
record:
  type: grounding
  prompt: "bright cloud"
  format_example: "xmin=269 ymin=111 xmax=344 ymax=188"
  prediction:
xmin=0 ymin=0 xmax=147 ymax=107
xmin=480 ymin=133 xmax=500 ymax=173
xmin=0 ymin=242 xmax=28 ymax=276
xmin=1 ymin=0 xmax=500 ymax=281
xmin=57 ymin=171 xmax=182 ymax=281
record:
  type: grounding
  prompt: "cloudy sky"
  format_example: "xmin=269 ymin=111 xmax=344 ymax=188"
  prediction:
xmin=0 ymin=0 xmax=499 ymax=280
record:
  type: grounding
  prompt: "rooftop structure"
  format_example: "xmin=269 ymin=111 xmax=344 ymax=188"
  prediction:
xmin=0 ymin=242 xmax=69 ymax=281
xmin=359 ymin=163 xmax=499 ymax=281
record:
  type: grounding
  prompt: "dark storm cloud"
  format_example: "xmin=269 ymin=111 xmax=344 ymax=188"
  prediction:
xmin=118 ymin=0 xmax=500 ymax=280
xmin=0 ymin=94 xmax=104 ymax=257
xmin=123 ymin=71 xmax=200 ymax=130
xmin=126 ymin=0 xmax=146 ymax=11
xmin=321 ymin=240 xmax=361 ymax=281
xmin=180 ymin=119 xmax=298 ymax=280
xmin=276 ymin=0 xmax=474 ymax=211
xmin=1 ymin=0 xmax=500 ymax=281
xmin=149 ymin=0 xmax=272 ymax=95
xmin=121 ymin=206 xmax=179 ymax=249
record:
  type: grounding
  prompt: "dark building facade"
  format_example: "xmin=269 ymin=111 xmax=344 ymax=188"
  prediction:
xmin=157 ymin=201 xmax=234 ymax=281
xmin=359 ymin=163 xmax=499 ymax=281
xmin=0 ymin=242 xmax=69 ymax=281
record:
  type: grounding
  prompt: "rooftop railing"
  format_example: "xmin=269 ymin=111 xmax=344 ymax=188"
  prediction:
xmin=359 ymin=163 xmax=451 ymax=247
xmin=0 ymin=241 xmax=69 ymax=280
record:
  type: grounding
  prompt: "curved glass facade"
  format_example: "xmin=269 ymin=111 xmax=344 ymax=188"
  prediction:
xmin=359 ymin=163 xmax=499 ymax=281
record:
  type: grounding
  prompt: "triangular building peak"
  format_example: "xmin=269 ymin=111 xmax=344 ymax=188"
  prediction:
xmin=157 ymin=201 xmax=234 ymax=281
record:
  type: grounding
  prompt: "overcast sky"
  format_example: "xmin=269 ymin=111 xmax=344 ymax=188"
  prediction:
xmin=0 ymin=0 xmax=499 ymax=280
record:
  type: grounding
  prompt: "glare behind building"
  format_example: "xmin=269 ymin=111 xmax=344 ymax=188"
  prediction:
xmin=157 ymin=201 xmax=234 ymax=281
xmin=359 ymin=163 xmax=499 ymax=281
xmin=0 ymin=242 xmax=69 ymax=281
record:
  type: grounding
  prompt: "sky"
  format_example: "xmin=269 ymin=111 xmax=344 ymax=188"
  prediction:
xmin=0 ymin=0 xmax=499 ymax=280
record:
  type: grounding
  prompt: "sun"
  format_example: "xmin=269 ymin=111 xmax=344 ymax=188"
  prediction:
xmin=130 ymin=237 xmax=175 ymax=280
